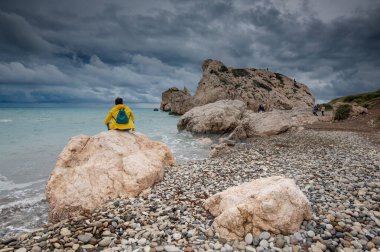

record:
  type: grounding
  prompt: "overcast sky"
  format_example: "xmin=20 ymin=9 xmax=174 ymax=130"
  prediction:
xmin=0 ymin=0 xmax=379 ymax=107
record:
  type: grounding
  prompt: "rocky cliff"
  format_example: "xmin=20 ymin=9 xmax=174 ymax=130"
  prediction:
xmin=161 ymin=59 xmax=315 ymax=115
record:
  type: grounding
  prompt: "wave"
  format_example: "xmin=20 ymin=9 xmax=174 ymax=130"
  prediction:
xmin=0 ymin=174 xmax=45 ymax=192
xmin=0 ymin=193 xmax=46 ymax=211
xmin=0 ymin=119 xmax=12 ymax=123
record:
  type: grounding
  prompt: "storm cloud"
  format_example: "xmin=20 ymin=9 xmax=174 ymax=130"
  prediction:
xmin=0 ymin=0 xmax=379 ymax=106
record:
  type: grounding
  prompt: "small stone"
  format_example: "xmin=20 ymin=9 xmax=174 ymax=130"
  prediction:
xmin=325 ymin=224 xmax=333 ymax=230
xmin=259 ymin=239 xmax=269 ymax=248
xmin=99 ymin=237 xmax=112 ymax=247
xmin=351 ymin=240 xmax=362 ymax=249
xmin=307 ymin=231 xmax=315 ymax=237
xmin=224 ymin=244 xmax=233 ymax=252
xmin=205 ymin=228 xmax=214 ymax=238
xmin=214 ymin=243 xmax=223 ymax=250
xmin=367 ymin=241 xmax=375 ymax=249
xmin=245 ymin=233 xmax=253 ymax=245
xmin=72 ymin=244 xmax=79 ymax=250
xmin=246 ymin=246 xmax=256 ymax=252
xmin=259 ymin=231 xmax=271 ymax=240
xmin=60 ymin=228 xmax=71 ymax=236
xmin=293 ymin=232 xmax=303 ymax=241
xmin=155 ymin=246 xmax=164 ymax=252
xmin=77 ymin=234 xmax=92 ymax=243
xmin=172 ymin=233 xmax=181 ymax=240
xmin=81 ymin=244 xmax=94 ymax=249
xmin=372 ymin=237 xmax=380 ymax=246
xmin=15 ymin=248 xmax=27 ymax=252
xmin=237 ymin=242 xmax=246 ymax=250
xmin=274 ymin=236 xmax=285 ymax=248
xmin=102 ymin=230 xmax=111 ymax=236
xmin=138 ymin=238 xmax=147 ymax=245
xmin=293 ymin=245 xmax=300 ymax=252
xmin=311 ymin=245 xmax=323 ymax=252
xmin=315 ymin=241 xmax=326 ymax=251
xmin=252 ymin=237 xmax=260 ymax=246
xmin=164 ymin=245 xmax=181 ymax=252
xmin=31 ymin=246 xmax=42 ymax=252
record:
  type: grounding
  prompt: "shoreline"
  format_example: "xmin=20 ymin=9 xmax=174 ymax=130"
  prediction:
xmin=1 ymin=129 xmax=380 ymax=251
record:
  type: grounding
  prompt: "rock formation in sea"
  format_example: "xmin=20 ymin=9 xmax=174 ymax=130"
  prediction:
xmin=161 ymin=59 xmax=315 ymax=115
xmin=160 ymin=87 xmax=193 ymax=115
xmin=204 ymin=176 xmax=312 ymax=239
xmin=46 ymin=130 xmax=175 ymax=222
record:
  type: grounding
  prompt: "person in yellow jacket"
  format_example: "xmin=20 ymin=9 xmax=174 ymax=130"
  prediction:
xmin=104 ymin=97 xmax=135 ymax=131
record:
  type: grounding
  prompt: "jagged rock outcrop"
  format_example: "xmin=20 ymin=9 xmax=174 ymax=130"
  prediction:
xmin=161 ymin=59 xmax=315 ymax=115
xmin=160 ymin=87 xmax=193 ymax=114
xmin=46 ymin=131 xmax=175 ymax=222
xmin=177 ymin=100 xmax=330 ymax=137
xmin=177 ymin=100 xmax=246 ymax=133
xmin=204 ymin=176 xmax=312 ymax=239
xmin=193 ymin=60 xmax=314 ymax=111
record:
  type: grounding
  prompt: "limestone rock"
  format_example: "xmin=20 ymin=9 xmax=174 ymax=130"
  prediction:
xmin=193 ymin=59 xmax=315 ymax=111
xmin=177 ymin=100 xmax=246 ymax=133
xmin=46 ymin=131 xmax=175 ymax=222
xmin=169 ymin=87 xmax=194 ymax=115
xmin=160 ymin=87 xmax=193 ymax=114
xmin=160 ymin=87 xmax=179 ymax=111
xmin=160 ymin=59 xmax=315 ymax=115
xmin=239 ymin=109 xmax=323 ymax=137
xmin=203 ymin=176 xmax=312 ymax=239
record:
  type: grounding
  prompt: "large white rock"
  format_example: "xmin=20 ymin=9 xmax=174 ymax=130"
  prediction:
xmin=46 ymin=131 xmax=175 ymax=222
xmin=239 ymin=109 xmax=326 ymax=137
xmin=177 ymin=100 xmax=246 ymax=133
xmin=204 ymin=176 xmax=312 ymax=239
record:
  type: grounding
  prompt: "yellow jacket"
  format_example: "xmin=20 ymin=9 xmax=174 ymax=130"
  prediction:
xmin=104 ymin=104 xmax=135 ymax=130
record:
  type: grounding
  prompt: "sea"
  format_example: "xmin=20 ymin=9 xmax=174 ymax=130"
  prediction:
xmin=0 ymin=107 xmax=211 ymax=237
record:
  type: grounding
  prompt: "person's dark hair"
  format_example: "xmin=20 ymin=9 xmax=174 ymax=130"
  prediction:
xmin=115 ymin=97 xmax=123 ymax=105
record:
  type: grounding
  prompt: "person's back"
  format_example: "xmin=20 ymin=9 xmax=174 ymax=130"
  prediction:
xmin=104 ymin=97 xmax=135 ymax=131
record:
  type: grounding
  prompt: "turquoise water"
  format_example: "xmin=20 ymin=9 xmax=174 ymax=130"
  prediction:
xmin=0 ymin=108 xmax=210 ymax=236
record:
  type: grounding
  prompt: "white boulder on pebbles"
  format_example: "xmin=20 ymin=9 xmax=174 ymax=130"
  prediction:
xmin=177 ymin=100 xmax=246 ymax=133
xmin=204 ymin=176 xmax=312 ymax=239
xmin=46 ymin=130 xmax=175 ymax=222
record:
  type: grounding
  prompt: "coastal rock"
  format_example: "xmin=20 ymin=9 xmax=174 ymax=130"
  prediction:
xmin=193 ymin=59 xmax=314 ymax=111
xmin=160 ymin=87 xmax=178 ymax=111
xmin=160 ymin=87 xmax=193 ymax=114
xmin=46 ymin=130 xmax=175 ymax=222
xmin=203 ymin=176 xmax=312 ymax=239
xmin=160 ymin=59 xmax=315 ymax=115
xmin=169 ymin=87 xmax=194 ymax=115
xmin=177 ymin=100 xmax=246 ymax=133
xmin=239 ymin=109 xmax=321 ymax=137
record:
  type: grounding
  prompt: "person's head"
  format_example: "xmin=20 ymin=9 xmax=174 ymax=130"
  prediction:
xmin=115 ymin=97 xmax=123 ymax=105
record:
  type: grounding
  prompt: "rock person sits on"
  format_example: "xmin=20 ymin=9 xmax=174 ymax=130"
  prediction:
xmin=104 ymin=97 xmax=135 ymax=131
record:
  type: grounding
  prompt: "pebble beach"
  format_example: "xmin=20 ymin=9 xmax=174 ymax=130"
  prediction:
xmin=1 ymin=129 xmax=379 ymax=252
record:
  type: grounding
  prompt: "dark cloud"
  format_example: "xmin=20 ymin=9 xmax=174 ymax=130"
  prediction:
xmin=0 ymin=0 xmax=379 ymax=105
